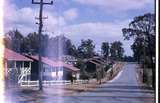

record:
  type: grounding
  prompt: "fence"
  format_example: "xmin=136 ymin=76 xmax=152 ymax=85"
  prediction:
xmin=19 ymin=62 xmax=123 ymax=87
xmin=19 ymin=79 xmax=90 ymax=87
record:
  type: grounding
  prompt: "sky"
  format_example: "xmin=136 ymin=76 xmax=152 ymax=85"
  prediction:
xmin=3 ymin=0 xmax=154 ymax=56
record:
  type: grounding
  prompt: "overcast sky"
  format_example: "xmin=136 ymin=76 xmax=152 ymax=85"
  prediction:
xmin=4 ymin=0 xmax=154 ymax=56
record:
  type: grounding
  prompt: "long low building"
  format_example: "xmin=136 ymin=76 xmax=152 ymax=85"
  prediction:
xmin=26 ymin=55 xmax=80 ymax=81
xmin=1 ymin=43 xmax=80 ymax=86
xmin=83 ymin=56 xmax=110 ymax=79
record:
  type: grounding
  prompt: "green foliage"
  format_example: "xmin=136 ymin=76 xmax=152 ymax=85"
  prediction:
xmin=122 ymin=13 xmax=156 ymax=88
xmin=80 ymin=74 xmax=89 ymax=80
xmin=122 ymin=13 xmax=155 ymax=40
xmin=143 ymin=56 xmax=153 ymax=68
xmin=122 ymin=13 xmax=155 ymax=68
xmin=65 ymin=39 xmax=77 ymax=57
xmin=21 ymin=32 xmax=49 ymax=56
xmin=5 ymin=29 xmax=24 ymax=53
xmin=5 ymin=31 xmax=78 ymax=58
xmin=131 ymin=37 xmax=144 ymax=63
xmin=110 ymin=41 xmax=124 ymax=60
xmin=77 ymin=39 xmax=95 ymax=58
xmin=22 ymin=32 xmax=39 ymax=54
xmin=75 ymin=59 xmax=85 ymax=71
xmin=75 ymin=59 xmax=89 ymax=80
xmin=101 ymin=42 xmax=109 ymax=59
xmin=123 ymin=55 xmax=135 ymax=62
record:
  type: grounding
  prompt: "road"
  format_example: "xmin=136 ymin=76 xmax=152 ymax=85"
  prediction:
xmin=55 ymin=63 xmax=154 ymax=103
xmin=5 ymin=63 xmax=155 ymax=103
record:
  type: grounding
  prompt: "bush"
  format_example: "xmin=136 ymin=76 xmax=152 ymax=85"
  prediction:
xmin=80 ymin=74 xmax=89 ymax=80
xmin=141 ymin=56 xmax=155 ymax=68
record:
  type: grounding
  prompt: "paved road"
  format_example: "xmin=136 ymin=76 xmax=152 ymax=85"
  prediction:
xmin=57 ymin=63 xmax=154 ymax=103
xmin=5 ymin=63 xmax=155 ymax=103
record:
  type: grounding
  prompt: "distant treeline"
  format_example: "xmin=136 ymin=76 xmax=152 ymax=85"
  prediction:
xmin=4 ymin=30 xmax=126 ymax=61
xmin=4 ymin=13 xmax=155 ymax=65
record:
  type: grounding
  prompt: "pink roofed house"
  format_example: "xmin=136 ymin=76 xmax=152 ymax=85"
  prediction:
xmin=26 ymin=55 xmax=80 ymax=81
xmin=0 ymin=46 xmax=33 ymax=85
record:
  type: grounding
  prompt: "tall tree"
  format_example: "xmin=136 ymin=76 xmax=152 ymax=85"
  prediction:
xmin=122 ymin=13 xmax=155 ymax=88
xmin=101 ymin=42 xmax=110 ymax=59
xmin=110 ymin=41 xmax=124 ymax=60
xmin=65 ymin=39 xmax=77 ymax=57
xmin=43 ymin=35 xmax=78 ymax=58
xmin=5 ymin=29 xmax=24 ymax=53
xmin=122 ymin=13 xmax=155 ymax=67
xmin=77 ymin=39 xmax=95 ymax=58
xmin=21 ymin=32 xmax=49 ymax=56
xmin=131 ymin=37 xmax=144 ymax=63
xmin=21 ymin=32 xmax=39 ymax=54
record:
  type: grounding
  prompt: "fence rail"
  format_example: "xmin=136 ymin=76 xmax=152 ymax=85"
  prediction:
xmin=19 ymin=62 xmax=123 ymax=87
xmin=19 ymin=79 xmax=90 ymax=87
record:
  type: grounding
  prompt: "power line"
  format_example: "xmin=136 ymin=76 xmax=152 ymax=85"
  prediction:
xmin=32 ymin=0 xmax=53 ymax=91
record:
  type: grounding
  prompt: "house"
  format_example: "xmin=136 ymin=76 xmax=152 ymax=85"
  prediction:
xmin=0 ymin=45 xmax=33 ymax=85
xmin=83 ymin=56 xmax=110 ymax=79
xmin=91 ymin=57 xmax=111 ymax=71
xmin=92 ymin=56 xmax=114 ymax=65
xmin=26 ymin=55 xmax=80 ymax=81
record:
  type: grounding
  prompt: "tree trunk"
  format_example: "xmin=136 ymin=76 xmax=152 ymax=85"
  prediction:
xmin=147 ymin=34 xmax=155 ymax=89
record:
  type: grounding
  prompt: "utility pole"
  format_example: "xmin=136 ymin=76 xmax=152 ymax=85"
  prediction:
xmin=32 ymin=0 xmax=53 ymax=91
xmin=143 ymin=36 xmax=146 ymax=83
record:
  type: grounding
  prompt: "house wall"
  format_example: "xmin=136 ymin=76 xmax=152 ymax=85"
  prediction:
xmin=6 ymin=60 xmax=31 ymax=85
xmin=86 ymin=62 xmax=96 ymax=73
xmin=30 ymin=60 xmax=39 ymax=80
xmin=63 ymin=68 xmax=72 ymax=80
xmin=7 ymin=61 xmax=17 ymax=84
xmin=30 ymin=60 xmax=74 ymax=81
xmin=43 ymin=66 xmax=63 ymax=80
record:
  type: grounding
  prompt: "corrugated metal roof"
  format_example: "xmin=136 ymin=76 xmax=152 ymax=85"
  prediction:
xmin=92 ymin=59 xmax=106 ymax=65
xmin=88 ymin=60 xmax=101 ymax=65
xmin=0 ymin=45 xmax=33 ymax=61
xmin=29 ymin=55 xmax=79 ymax=72
xmin=85 ymin=57 xmax=107 ymax=65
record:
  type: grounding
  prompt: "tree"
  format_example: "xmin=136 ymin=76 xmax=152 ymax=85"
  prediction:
xmin=5 ymin=29 xmax=24 ymax=53
xmin=65 ymin=39 xmax=77 ymax=57
xmin=101 ymin=42 xmax=110 ymax=59
xmin=123 ymin=55 xmax=135 ymax=62
xmin=122 ymin=13 xmax=155 ymax=66
xmin=77 ymin=39 xmax=95 ymax=58
xmin=110 ymin=41 xmax=124 ymax=60
xmin=131 ymin=37 xmax=144 ymax=63
xmin=41 ymin=34 xmax=49 ymax=56
xmin=21 ymin=32 xmax=49 ymax=56
xmin=122 ymin=13 xmax=155 ymax=88
xmin=45 ymin=35 xmax=76 ymax=58
xmin=21 ymin=32 xmax=39 ymax=55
